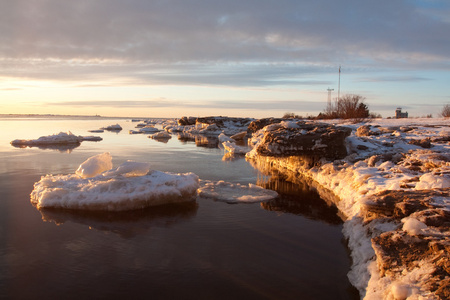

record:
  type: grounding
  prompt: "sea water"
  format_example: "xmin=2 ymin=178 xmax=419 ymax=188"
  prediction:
xmin=0 ymin=116 xmax=358 ymax=299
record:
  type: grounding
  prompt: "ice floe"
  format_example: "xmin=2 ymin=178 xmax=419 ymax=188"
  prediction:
xmin=222 ymin=141 xmax=250 ymax=155
xmin=148 ymin=131 xmax=171 ymax=141
xmin=101 ymin=124 xmax=122 ymax=131
xmin=198 ymin=180 xmax=278 ymax=203
xmin=10 ymin=131 xmax=102 ymax=148
xmin=129 ymin=126 xmax=160 ymax=134
xmin=31 ymin=153 xmax=199 ymax=211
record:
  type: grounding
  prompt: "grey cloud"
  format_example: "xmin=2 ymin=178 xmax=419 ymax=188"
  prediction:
xmin=357 ymin=76 xmax=431 ymax=83
xmin=1 ymin=0 xmax=449 ymax=89
xmin=45 ymin=99 xmax=325 ymax=112
xmin=1 ymin=0 xmax=450 ymax=64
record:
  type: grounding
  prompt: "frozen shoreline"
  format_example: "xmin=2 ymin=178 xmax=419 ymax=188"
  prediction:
xmin=244 ymin=117 xmax=450 ymax=299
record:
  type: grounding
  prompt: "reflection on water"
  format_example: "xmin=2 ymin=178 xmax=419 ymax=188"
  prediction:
xmin=222 ymin=152 xmax=242 ymax=162
xmin=177 ymin=133 xmax=219 ymax=148
xmin=258 ymin=176 xmax=343 ymax=225
xmin=10 ymin=142 xmax=81 ymax=153
xmin=36 ymin=202 xmax=198 ymax=238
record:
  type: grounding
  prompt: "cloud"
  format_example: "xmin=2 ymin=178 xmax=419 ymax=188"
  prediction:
xmin=44 ymin=99 xmax=326 ymax=112
xmin=0 ymin=0 xmax=449 ymax=94
xmin=2 ymin=1 xmax=450 ymax=65
xmin=357 ymin=76 xmax=431 ymax=83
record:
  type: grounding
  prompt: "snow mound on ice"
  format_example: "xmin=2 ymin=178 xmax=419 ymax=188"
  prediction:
xmin=31 ymin=153 xmax=199 ymax=211
xmin=76 ymin=152 xmax=113 ymax=178
xmin=198 ymin=180 xmax=278 ymax=203
xmin=102 ymin=161 xmax=151 ymax=177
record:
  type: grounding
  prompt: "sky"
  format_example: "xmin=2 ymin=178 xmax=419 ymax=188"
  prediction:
xmin=1 ymin=0 xmax=449 ymax=118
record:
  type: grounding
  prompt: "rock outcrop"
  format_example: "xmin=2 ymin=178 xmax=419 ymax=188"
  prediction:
xmin=250 ymin=121 xmax=351 ymax=161
xmin=363 ymin=189 xmax=450 ymax=299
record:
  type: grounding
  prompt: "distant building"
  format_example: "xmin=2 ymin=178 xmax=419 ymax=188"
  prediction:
xmin=395 ymin=107 xmax=408 ymax=119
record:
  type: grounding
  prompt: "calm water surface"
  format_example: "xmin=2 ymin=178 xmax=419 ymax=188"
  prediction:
xmin=0 ymin=117 xmax=358 ymax=299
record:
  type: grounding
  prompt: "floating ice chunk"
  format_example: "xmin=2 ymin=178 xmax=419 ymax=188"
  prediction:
xmin=129 ymin=126 xmax=159 ymax=134
xmin=402 ymin=217 xmax=428 ymax=235
xmin=230 ymin=131 xmax=247 ymax=140
xmin=149 ymin=131 xmax=171 ymax=140
xmin=218 ymin=133 xmax=234 ymax=143
xmin=102 ymin=124 xmax=122 ymax=131
xmin=198 ymin=180 xmax=278 ymax=203
xmin=102 ymin=161 xmax=151 ymax=177
xmin=31 ymin=170 xmax=199 ymax=211
xmin=31 ymin=153 xmax=198 ymax=211
xmin=11 ymin=131 xmax=82 ymax=146
xmin=81 ymin=136 xmax=103 ymax=142
xmin=222 ymin=141 xmax=249 ymax=155
xmin=75 ymin=152 xmax=113 ymax=178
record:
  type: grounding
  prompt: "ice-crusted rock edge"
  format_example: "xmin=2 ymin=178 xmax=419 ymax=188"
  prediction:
xmin=245 ymin=118 xmax=450 ymax=299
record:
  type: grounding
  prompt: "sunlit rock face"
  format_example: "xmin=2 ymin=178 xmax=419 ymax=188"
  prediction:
xmin=253 ymin=121 xmax=352 ymax=160
xmin=247 ymin=118 xmax=285 ymax=134
xmin=363 ymin=188 xmax=450 ymax=299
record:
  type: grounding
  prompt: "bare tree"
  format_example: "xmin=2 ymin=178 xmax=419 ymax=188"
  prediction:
xmin=439 ymin=104 xmax=450 ymax=118
xmin=320 ymin=94 xmax=369 ymax=121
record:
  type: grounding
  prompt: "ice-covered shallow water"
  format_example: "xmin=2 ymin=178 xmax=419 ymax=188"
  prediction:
xmin=0 ymin=117 xmax=358 ymax=299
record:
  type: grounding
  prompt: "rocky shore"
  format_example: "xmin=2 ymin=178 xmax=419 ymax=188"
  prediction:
xmin=174 ymin=116 xmax=450 ymax=299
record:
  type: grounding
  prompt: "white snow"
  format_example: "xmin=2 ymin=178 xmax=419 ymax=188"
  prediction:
xmin=198 ymin=180 xmax=278 ymax=203
xmin=415 ymin=173 xmax=450 ymax=190
xmin=401 ymin=217 xmax=428 ymax=236
xmin=31 ymin=153 xmax=199 ymax=211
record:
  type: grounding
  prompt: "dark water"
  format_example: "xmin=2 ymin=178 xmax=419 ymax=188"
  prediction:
xmin=0 ymin=117 xmax=358 ymax=299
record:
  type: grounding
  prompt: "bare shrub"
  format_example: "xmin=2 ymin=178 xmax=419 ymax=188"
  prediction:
xmin=439 ymin=104 xmax=450 ymax=118
xmin=320 ymin=94 xmax=370 ymax=121
xmin=282 ymin=112 xmax=303 ymax=119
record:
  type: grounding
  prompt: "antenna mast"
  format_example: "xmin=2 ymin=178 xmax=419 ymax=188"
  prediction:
xmin=338 ymin=65 xmax=341 ymax=101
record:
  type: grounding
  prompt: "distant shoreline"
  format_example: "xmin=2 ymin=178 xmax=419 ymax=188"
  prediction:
xmin=0 ymin=114 xmax=165 ymax=120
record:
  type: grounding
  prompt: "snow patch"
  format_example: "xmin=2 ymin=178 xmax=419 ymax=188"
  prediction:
xmin=401 ymin=217 xmax=428 ymax=236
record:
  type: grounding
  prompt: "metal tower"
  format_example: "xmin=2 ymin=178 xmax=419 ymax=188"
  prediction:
xmin=327 ymin=88 xmax=334 ymax=112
